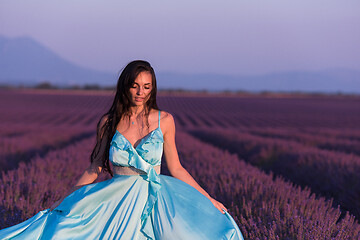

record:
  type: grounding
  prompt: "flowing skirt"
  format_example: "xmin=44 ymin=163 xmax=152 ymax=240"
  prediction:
xmin=0 ymin=174 xmax=244 ymax=240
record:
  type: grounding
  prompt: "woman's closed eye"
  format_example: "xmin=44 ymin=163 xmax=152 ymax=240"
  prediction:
xmin=131 ymin=84 xmax=151 ymax=90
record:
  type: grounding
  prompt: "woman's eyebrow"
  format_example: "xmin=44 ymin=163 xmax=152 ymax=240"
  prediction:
xmin=133 ymin=82 xmax=151 ymax=85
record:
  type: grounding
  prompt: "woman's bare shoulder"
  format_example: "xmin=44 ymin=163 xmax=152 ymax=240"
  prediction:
xmin=159 ymin=110 xmax=174 ymax=123
xmin=158 ymin=110 xmax=175 ymax=135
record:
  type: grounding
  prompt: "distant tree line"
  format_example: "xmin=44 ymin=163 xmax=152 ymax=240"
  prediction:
xmin=34 ymin=81 xmax=116 ymax=90
xmin=0 ymin=81 xmax=116 ymax=91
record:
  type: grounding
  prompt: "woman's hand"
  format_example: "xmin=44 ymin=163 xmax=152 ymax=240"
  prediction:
xmin=208 ymin=197 xmax=228 ymax=214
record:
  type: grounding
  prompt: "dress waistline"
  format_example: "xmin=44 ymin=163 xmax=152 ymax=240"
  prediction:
xmin=113 ymin=165 xmax=161 ymax=175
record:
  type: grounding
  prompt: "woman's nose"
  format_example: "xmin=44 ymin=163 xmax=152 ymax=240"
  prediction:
xmin=137 ymin=87 xmax=143 ymax=95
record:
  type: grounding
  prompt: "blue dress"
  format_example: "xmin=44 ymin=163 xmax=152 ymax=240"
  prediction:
xmin=0 ymin=110 xmax=244 ymax=240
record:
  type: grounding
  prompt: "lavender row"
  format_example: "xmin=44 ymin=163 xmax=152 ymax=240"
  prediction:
xmin=189 ymin=129 xmax=360 ymax=220
xmin=173 ymin=131 xmax=360 ymax=239
xmin=0 ymin=108 xmax=102 ymax=129
xmin=0 ymin=89 xmax=111 ymax=127
xmin=170 ymin=109 xmax=360 ymax=143
xmin=299 ymin=127 xmax=360 ymax=142
xmin=158 ymin=94 xmax=360 ymax=129
xmin=0 ymin=124 xmax=95 ymax=171
xmin=242 ymin=126 xmax=360 ymax=156
xmin=0 ymin=90 xmax=111 ymax=171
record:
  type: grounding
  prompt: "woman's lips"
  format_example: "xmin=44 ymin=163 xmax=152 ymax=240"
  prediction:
xmin=135 ymin=97 xmax=144 ymax=102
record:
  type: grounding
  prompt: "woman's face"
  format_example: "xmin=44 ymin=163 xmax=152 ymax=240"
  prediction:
xmin=129 ymin=71 xmax=153 ymax=106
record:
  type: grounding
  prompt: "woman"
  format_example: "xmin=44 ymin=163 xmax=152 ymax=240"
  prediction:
xmin=0 ymin=60 xmax=244 ymax=239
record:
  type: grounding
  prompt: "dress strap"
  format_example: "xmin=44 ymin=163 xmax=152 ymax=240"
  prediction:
xmin=158 ymin=110 xmax=161 ymax=128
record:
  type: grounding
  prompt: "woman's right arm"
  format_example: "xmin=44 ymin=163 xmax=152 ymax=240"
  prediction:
xmin=50 ymin=115 xmax=108 ymax=211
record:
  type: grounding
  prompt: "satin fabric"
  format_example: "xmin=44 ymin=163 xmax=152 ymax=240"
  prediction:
xmin=0 ymin=110 xmax=244 ymax=239
xmin=0 ymin=175 xmax=244 ymax=239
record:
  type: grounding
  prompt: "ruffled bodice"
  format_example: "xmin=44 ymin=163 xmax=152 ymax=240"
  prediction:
xmin=109 ymin=127 xmax=163 ymax=167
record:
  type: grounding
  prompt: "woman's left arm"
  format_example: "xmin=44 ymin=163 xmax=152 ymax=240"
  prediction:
xmin=162 ymin=112 xmax=227 ymax=214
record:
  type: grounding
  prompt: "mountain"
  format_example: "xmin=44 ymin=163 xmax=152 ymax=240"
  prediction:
xmin=0 ymin=35 xmax=115 ymax=87
xmin=1 ymin=35 xmax=359 ymax=93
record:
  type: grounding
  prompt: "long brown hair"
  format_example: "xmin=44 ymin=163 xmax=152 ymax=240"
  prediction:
xmin=90 ymin=60 xmax=159 ymax=176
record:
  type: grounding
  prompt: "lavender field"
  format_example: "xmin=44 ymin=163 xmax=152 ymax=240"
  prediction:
xmin=1 ymin=89 xmax=360 ymax=239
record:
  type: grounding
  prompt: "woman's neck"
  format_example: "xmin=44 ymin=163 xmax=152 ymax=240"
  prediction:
xmin=129 ymin=105 xmax=145 ymax=117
